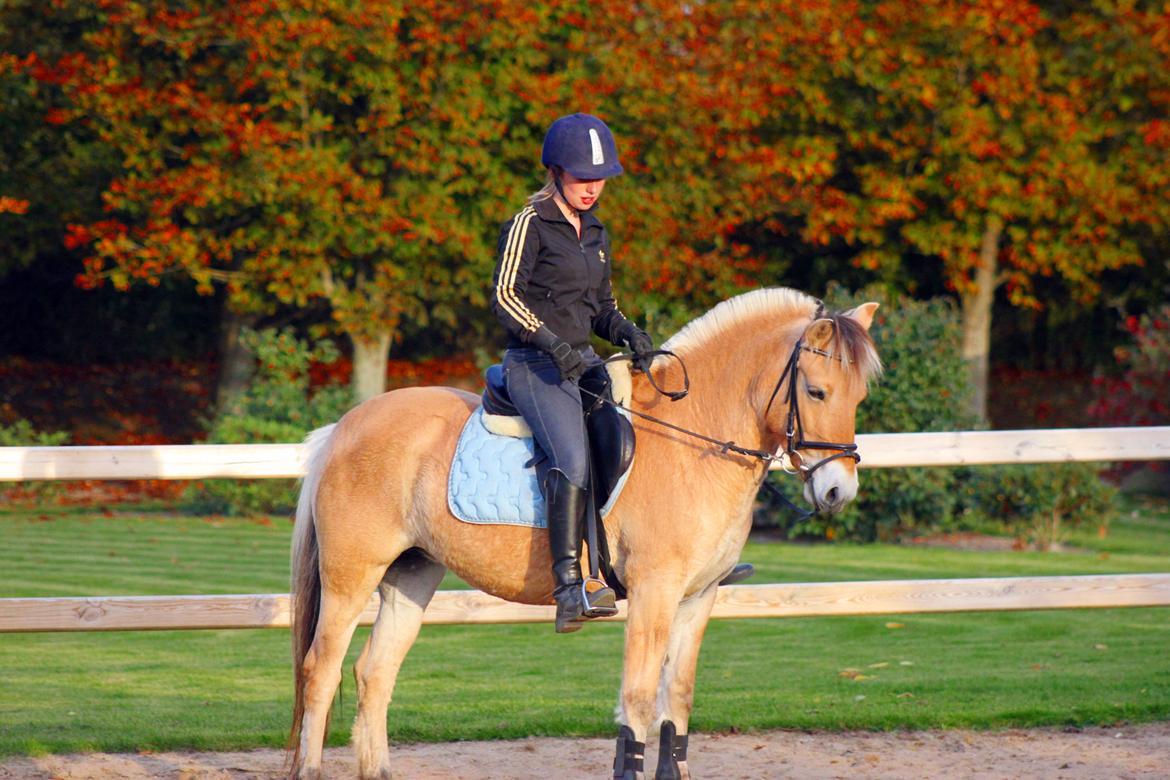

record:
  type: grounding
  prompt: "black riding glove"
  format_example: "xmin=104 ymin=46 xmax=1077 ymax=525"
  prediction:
xmin=549 ymin=340 xmax=587 ymax=383
xmin=529 ymin=325 xmax=588 ymax=383
xmin=618 ymin=322 xmax=655 ymax=372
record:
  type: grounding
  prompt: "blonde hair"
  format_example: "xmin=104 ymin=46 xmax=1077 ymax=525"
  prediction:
xmin=526 ymin=169 xmax=557 ymax=205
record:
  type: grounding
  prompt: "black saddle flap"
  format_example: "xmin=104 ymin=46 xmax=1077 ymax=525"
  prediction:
xmin=587 ymin=403 xmax=635 ymax=510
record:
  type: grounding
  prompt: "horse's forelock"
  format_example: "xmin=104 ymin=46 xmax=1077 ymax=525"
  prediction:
xmin=825 ymin=311 xmax=882 ymax=385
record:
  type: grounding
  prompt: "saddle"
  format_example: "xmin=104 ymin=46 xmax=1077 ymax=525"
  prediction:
xmin=480 ymin=362 xmax=636 ymax=514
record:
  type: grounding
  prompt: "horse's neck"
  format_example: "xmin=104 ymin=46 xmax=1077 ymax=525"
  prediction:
xmin=639 ymin=325 xmax=794 ymax=474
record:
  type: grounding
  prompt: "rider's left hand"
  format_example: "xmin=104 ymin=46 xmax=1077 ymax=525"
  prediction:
xmin=620 ymin=324 xmax=655 ymax=373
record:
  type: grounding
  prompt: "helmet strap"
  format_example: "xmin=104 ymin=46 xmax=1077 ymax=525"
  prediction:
xmin=550 ymin=167 xmax=578 ymax=217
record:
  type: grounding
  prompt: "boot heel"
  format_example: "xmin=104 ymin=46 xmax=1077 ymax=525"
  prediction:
xmin=554 ymin=585 xmax=587 ymax=633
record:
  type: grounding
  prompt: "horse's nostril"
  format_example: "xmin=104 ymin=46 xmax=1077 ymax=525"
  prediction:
xmin=825 ymin=486 xmax=839 ymax=506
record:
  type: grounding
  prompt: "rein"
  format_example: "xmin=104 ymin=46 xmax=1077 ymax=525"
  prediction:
xmin=583 ymin=328 xmax=861 ymax=482
xmin=581 ymin=349 xmax=779 ymax=463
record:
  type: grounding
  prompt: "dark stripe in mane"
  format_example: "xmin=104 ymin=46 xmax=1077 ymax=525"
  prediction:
xmin=821 ymin=310 xmax=882 ymax=385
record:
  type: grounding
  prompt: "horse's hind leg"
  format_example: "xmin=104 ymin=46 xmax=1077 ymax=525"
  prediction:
xmin=352 ymin=548 xmax=447 ymax=780
xmin=652 ymin=584 xmax=718 ymax=780
xmin=297 ymin=562 xmax=388 ymax=779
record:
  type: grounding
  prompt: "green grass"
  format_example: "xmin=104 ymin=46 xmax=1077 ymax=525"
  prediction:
xmin=1 ymin=496 xmax=1168 ymax=755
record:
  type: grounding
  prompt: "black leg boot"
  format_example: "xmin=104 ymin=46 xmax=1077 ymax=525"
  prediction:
xmin=546 ymin=470 xmax=616 ymax=633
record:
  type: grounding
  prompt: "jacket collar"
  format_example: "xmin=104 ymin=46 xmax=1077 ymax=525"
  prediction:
xmin=533 ymin=196 xmax=602 ymax=230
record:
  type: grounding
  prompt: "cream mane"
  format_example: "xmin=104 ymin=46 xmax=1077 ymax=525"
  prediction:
xmin=662 ymin=287 xmax=820 ymax=355
xmin=661 ymin=287 xmax=882 ymax=385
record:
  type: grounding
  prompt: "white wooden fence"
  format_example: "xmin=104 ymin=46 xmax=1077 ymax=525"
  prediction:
xmin=3 ymin=427 xmax=1168 ymax=481
xmin=2 ymin=426 xmax=1168 ymax=633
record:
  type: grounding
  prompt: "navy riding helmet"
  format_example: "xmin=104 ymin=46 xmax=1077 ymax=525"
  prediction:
xmin=541 ymin=113 xmax=623 ymax=180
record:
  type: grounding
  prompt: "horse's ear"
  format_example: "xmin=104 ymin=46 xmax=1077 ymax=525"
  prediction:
xmin=845 ymin=302 xmax=879 ymax=331
xmin=805 ymin=318 xmax=835 ymax=350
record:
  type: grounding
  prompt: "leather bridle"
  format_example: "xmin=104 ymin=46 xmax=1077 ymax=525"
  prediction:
xmin=584 ymin=320 xmax=862 ymax=481
xmin=762 ymin=337 xmax=861 ymax=482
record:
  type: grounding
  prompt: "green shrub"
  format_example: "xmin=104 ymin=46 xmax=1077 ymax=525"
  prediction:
xmin=956 ymin=462 xmax=1117 ymax=550
xmin=183 ymin=328 xmax=353 ymax=516
xmin=0 ymin=419 xmax=70 ymax=502
xmin=757 ymin=285 xmax=1115 ymax=543
xmin=0 ymin=419 xmax=69 ymax=447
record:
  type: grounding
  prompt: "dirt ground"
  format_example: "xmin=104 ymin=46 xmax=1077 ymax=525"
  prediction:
xmin=2 ymin=723 xmax=1168 ymax=780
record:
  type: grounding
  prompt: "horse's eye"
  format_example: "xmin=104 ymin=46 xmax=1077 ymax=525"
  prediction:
xmin=807 ymin=386 xmax=826 ymax=401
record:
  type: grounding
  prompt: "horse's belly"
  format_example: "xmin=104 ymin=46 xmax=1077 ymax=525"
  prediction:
xmin=423 ymin=516 xmax=557 ymax=605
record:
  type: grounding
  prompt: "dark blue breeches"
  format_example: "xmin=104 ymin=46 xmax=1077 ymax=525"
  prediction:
xmin=503 ymin=346 xmax=604 ymax=491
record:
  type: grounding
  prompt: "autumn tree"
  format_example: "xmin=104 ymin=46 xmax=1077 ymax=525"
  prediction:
xmin=34 ymin=0 xmax=596 ymax=402
xmin=831 ymin=0 xmax=1169 ymax=421
xmin=575 ymin=0 xmax=829 ymax=328
xmin=700 ymin=0 xmax=1166 ymax=421
xmin=601 ymin=0 xmax=1168 ymax=422
xmin=15 ymin=0 xmax=1167 ymax=419
xmin=0 ymin=1 xmax=114 ymax=281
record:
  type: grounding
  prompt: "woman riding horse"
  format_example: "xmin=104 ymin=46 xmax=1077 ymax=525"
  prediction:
xmin=288 ymin=287 xmax=881 ymax=779
xmin=287 ymin=113 xmax=882 ymax=780
xmin=491 ymin=112 xmax=657 ymax=632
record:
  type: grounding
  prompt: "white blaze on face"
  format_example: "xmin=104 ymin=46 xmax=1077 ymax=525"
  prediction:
xmin=802 ymin=457 xmax=858 ymax=514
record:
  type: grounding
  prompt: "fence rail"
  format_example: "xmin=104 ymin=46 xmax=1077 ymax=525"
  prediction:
xmin=5 ymin=574 xmax=1169 ymax=633
xmin=1 ymin=426 xmax=1167 ymax=634
xmin=2 ymin=426 xmax=1168 ymax=481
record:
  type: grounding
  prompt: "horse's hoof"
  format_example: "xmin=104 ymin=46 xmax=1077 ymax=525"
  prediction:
xmin=653 ymin=720 xmax=688 ymax=780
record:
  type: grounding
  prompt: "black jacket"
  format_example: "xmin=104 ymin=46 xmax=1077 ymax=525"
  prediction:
xmin=493 ymin=197 xmax=632 ymax=351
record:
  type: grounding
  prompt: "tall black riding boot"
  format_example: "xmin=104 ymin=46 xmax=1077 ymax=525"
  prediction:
xmin=546 ymin=470 xmax=616 ymax=633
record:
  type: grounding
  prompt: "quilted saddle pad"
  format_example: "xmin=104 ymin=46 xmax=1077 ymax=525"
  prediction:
xmin=447 ymin=407 xmax=632 ymax=528
xmin=448 ymin=408 xmax=548 ymax=527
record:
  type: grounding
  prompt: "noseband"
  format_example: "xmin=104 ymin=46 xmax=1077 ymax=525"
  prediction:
xmin=763 ymin=337 xmax=861 ymax=483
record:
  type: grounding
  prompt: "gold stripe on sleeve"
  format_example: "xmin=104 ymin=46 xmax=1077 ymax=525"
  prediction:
xmin=496 ymin=207 xmax=543 ymax=332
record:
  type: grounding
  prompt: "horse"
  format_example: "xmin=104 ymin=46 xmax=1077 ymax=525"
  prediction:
xmin=287 ymin=287 xmax=881 ymax=779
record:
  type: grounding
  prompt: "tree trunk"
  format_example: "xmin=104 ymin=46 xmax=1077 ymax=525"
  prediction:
xmin=959 ymin=216 xmax=1002 ymax=425
xmin=214 ymin=307 xmax=259 ymax=414
xmin=350 ymin=330 xmax=392 ymax=402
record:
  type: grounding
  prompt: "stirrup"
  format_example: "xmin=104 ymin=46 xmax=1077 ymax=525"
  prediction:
xmin=554 ymin=578 xmax=618 ymax=633
xmin=581 ymin=577 xmax=618 ymax=618
xmin=718 ymin=562 xmax=755 ymax=586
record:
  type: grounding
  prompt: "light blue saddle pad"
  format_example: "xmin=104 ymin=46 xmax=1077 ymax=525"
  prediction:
xmin=448 ymin=408 xmax=631 ymax=528
xmin=448 ymin=409 xmax=547 ymax=528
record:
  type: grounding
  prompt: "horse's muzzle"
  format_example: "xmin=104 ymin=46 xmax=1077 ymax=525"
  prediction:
xmin=803 ymin=458 xmax=859 ymax=514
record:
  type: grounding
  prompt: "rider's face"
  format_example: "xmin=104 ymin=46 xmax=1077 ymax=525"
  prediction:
xmin=559 ymin=171 xmax=606 ymax=212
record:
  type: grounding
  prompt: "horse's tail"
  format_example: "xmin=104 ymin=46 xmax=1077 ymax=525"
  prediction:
xmin=287 ymin=422 xmax=337 ymax=772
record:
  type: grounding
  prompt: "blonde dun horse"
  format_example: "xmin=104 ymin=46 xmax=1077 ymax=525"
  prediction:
xmin=288 ymin=288 xmax=881 ymax=779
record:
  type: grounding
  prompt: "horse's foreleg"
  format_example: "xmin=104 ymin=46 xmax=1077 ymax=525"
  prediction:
xmin=653 ymin=583 xmax=718 ymax=780
xmin=297 ymin=567 xmax=387 ymax=780
xmin=352 ymin=550 xmax=447 ymax=780
xmin=615 ymin=582 xmax=685 ymax=780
